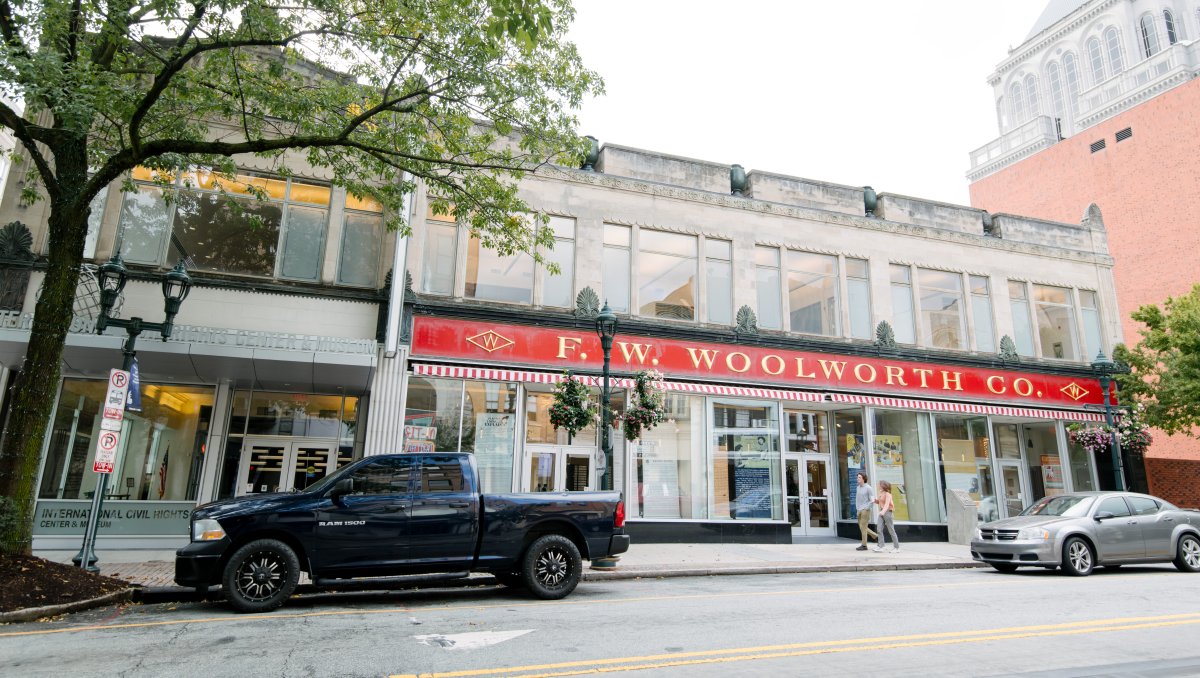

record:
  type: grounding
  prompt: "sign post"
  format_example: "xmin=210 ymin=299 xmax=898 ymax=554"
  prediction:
xmin=72 ymin=368 xmax=129 ymax=571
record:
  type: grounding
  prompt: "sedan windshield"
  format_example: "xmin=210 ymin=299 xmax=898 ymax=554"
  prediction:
xmin=1019 ymin=495 xmax=1095 ymax=517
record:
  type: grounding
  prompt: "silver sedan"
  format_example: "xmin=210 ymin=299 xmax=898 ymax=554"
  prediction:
xmin=970 ymin=491 xmax=1200 ymax=576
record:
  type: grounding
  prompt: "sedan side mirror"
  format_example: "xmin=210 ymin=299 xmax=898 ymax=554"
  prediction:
xmin=1094 ymin=511 xmax=1115 ymax=522
xmin=329 ymin=478 xmax=354 ymax=505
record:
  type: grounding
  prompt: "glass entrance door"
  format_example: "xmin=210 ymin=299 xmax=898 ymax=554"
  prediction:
xmin=999 ymin=462 xmax=1027 ymax=518
xmin=785 ymin=454 xmax=834 ymax=536
xmin=524 ymin=445 xmax=595 ymax=492
xmin=236 ymin=437 xmax=341 ymax=495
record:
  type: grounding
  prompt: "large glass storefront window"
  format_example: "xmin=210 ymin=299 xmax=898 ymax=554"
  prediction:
xmin=710 ymin=400 xmax=781 ymax=520
xmin=834 ymin=409 xmax=866 ymax=522
xmin=634 ymin=394 xmax=706 ymax=519
xmin=1067 ymin=439 xmax=1098 ymax=491
xmin=39 ymin=379 xmax=214 ymax=502
xmin=935 ymin=415 xmax=996 ymax=523
xmin=1024 ymin=423 xmax=1065 ymax=500
xmin=402 ymin=377 xmax=518 ymax=493
xmin=872 ymin=409 xmax=942 ymax=522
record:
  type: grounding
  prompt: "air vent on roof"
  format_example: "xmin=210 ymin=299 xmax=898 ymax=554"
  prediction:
xmin=1115 ymin=127 xmax=1133 ymax=142
xmin=1090 ymin=139 xmax=1106 ymax=153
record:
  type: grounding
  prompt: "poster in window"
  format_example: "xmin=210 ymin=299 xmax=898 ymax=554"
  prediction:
xmin=638 ymin=441 xmax=682 ymax=518
xmin=474 ymin=413 xmax=515 ymax=491
xmin=1041 ymin=455 xmax=1064 ymax=495
xmin=941 ymin=439 xmax=981 ymax=500
xmin=872 ymin=434 xmax=909 ymax=521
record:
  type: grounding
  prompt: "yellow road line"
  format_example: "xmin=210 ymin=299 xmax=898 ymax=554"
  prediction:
xmin=0 ymin=579 xmax=991 ymax=638
xmin=389 ymin=613 xmax=1200 ymax=678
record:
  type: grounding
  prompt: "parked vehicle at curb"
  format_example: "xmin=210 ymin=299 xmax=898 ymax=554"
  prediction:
xmin=175 ymin=453 xmax=629 ymax=612
xmin=970 ymin=491 xmax=1200 ymax=576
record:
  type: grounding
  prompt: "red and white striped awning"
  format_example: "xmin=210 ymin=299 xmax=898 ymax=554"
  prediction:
xmin=827 ymin=393 xmax=1105 ymax=422
xmin=409 ymin=363 xmax=824 ymax=402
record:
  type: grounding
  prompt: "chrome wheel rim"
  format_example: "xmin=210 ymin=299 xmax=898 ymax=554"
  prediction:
xmin=236 ymin=551 xmax=287 ymax=602
xmin=1184 ymin=538 xmax=1200 ymax=569
xmin=534 ymin=547 xmax=571 ymax=588
xmin=1068 ymin=541 xmax=1092 ymax=572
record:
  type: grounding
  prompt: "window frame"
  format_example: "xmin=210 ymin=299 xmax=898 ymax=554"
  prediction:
xmin=537 ymin=214 xmax=578 ymax=309
xmin=635 ymin=228 xmax=699 ymax=321
xmin=336 ymin=194 xmax=385 ymax=288
xmin=785 ymin=249 xmax=841 ymax=337
xmin=1104 ymin=26 xmax=1125 ymax=72
xmin=915 ymin=267 xmax=967 ymax=351
xmin=1140 ymin=13 xmax=1161 ymax=57
xmin=703 ymin=237 xmax=733 ymax=325
xmin=1086 ymin=37 xmax=1105 ymax=85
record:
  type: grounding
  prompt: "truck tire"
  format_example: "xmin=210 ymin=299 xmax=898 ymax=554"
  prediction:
xmin=521 ymin=534 xmax=581 ymax=600
xmin=222 ymin=538 xmax=301 ymax=613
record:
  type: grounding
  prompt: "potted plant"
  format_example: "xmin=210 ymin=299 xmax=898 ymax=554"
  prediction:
xmin=618 ymin=369 xmax=668 ymax=442
xmin=1066 ymin=423 xmax=1116 ymax=455
xmin=549 ymin=372 xmax=595 ymax=441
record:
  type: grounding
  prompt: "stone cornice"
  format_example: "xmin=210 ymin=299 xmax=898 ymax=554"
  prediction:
xmin=536 ymin=166 xmax=1112 ymax=267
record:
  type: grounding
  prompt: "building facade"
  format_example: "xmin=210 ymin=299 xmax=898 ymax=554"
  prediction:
xmin=397 ymin=142 xmax=1124 ymax=544
xmin=966 ymin=0 xmax=1200 ymax=506
xmin=0 ymin=128 xmax=1128 ymax=549
xmin=0 ymin=141 xmax=404 ymax=551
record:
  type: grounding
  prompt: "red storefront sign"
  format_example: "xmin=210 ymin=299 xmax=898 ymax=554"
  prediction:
xmin=411 ymin=316 xmax=1107 ymax=410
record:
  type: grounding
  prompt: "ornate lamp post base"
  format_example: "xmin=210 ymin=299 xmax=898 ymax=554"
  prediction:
xmin=590 ymin=556 xmax=621 ymax=570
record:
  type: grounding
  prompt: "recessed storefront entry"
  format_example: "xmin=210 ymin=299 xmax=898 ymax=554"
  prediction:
xmin=786 ymin=454 xmax=834 ymax=536
xmin=523 ymin=444 xmax=595 ymax=492
xmin=236 ymin=437 xmax=344 ymax=495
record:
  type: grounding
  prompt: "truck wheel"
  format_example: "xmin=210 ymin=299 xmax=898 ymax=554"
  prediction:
xmin=521 ymin=534 xmax=581 ymax=600
xmin=222 ymin=539 xmax=301 ymax=613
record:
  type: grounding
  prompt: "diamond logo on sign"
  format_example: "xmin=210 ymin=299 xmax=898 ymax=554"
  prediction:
xmin=1060 ymin=382 xmax=1089 ymax=401
xmin=466 ymin=330 xmax=514 ymax=353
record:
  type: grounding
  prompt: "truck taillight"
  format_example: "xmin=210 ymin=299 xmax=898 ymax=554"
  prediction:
xmin=615 ymin=500 xmax=625 ymax=528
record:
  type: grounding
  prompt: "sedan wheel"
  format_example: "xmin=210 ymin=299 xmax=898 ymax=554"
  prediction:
xmin=1174 ymin=534 xmax=1200 ymax=573
xmin=1061 ymin=537 xmax=1094 ymax=576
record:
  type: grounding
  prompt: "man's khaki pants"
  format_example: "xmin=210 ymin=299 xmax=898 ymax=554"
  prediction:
xmin=857 ymin=508 xmax=877 ymax=546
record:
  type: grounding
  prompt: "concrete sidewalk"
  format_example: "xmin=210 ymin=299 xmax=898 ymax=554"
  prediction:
xmin=38 ymin=539 xmax=982 ymax=594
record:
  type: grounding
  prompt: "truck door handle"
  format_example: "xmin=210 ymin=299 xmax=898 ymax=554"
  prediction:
xmin=449 ymin=502 xmax=470 ymax=508
xmin=383 ymin=504 xmax=409 ymax=513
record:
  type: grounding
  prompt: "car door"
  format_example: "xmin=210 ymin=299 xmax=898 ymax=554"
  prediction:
xmin=314 ymin=456 xmax=415 ymax=574
xmin=1092 ymin=495 xmax=1144 ymax=561
xmin=406 ymin=455 xmax=479 ymax=567
xmin=1128 ymin=496 xmax=1173 ymax=558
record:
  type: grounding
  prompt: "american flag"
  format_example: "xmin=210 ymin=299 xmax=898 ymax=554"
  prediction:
xmin=158 ymin=448 xmax=170 ymax=499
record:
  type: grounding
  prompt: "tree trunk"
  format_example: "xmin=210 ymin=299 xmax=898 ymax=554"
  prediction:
xmin=0 ymin=140 xmax=91 ymax=556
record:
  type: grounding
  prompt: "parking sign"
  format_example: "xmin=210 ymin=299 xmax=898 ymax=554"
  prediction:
xmin=93 ymin=369 xmax=129 ymax=474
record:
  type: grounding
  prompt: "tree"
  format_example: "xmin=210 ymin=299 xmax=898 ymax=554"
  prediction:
xmin=1114 ymin=283 xmax=1200 ymax=437
xmin=0 ymin=0 xmax=600 ymax=554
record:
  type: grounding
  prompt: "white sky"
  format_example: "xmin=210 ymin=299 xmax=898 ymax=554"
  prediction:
xmin=567 ymin=0 xmax=1048 ymax=207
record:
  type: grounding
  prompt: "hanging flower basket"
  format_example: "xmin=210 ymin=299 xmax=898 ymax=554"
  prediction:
xmin=618 ymin=369 xmax=667 ymax=442
xmin=1067 ymin=423 xmax=1116 ymax=455
xmin=1115 ymin=403 xmax=1153 ymax=456
xmin=549 ymin=372 xmax=595 ymax=438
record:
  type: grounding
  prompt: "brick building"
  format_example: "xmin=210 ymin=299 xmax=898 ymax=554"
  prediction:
xmin=966 ymin=0 xmax=1200 ymax=506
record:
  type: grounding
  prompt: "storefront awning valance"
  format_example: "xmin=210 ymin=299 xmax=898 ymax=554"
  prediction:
xmin=410 ymin=363 xmax=825 ymax=402
xmin=827 ymin=393 xmax=1105 ymax=422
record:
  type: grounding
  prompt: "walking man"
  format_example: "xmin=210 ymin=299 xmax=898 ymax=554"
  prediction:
xmin=855 ymin=472 xmax=878 ymax=551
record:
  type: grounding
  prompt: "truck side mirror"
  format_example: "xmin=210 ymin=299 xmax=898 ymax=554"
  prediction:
xmin=329 ymin=478 xmax=354 ymax=505
xmin=1094 ymin=511 xmax=1115 ymax=522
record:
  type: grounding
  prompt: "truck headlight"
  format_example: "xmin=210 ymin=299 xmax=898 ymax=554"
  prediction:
xmin=1017 ymin=527 xmax=1050 ymax=541
xmin=192 ymin=519 xmax=226 ymax=542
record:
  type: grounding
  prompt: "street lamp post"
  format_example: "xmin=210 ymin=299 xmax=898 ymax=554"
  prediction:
xmin=73 ymin=254 xmax=192 ymax=571
xmin=595 ymin=303 xmax=618 ymax=491
xmin=1091 ymin=350 xmax=1124 ymax=492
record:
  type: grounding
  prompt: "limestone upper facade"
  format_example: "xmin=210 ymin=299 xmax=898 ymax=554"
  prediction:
xmin=407 ymin=142 xmax=1120 ymax=368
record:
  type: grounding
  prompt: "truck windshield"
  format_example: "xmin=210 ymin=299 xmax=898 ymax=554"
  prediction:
xmin=1019 ymin=495 xmax=1095 ymax=517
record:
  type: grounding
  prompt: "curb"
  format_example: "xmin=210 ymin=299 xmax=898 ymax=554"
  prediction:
xmin=583 ymin=561 xmax=986 ymax=581
xmin=0 ymin=588 xmax=135 ymax=624
xmin=128 ymin=561 xmax=985 ymax=603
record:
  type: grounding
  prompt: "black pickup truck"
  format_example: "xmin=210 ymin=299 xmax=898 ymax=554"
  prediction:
xmin=176 ymin=453 xmax=629 ymax=612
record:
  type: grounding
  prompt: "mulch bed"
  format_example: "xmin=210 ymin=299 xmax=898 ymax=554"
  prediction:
xmin=0 ymin=554 xmax=130 ymax=613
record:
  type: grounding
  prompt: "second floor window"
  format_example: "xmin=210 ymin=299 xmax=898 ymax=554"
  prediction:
xmin=705 ymin=238 xmax=733 ymax=325
xmin=787 ymin=250 xmax=839 ymax=336
xmin=119 ymin=168 xmax=334 ymax=281
xmin=969 ymin=275 xmax=996 ymax=353
xmin=889 ymin=264 xmax=916 ymax=344
xmin=602 ymin=224 xmax=631 ymax=313
xmin=465 ymin=218 xmax=535 ymax=304
xmin=755 ymin=246 xmax=782 ymax=330
xmin=541 ymin=216 xmax=577 ymax=308
xmin=1008 ymin=281 xmax=1036 ymax=357
xmin=337 ymin=194 xmax=383 ymax=287
xmin=846 ymin=258 xmax=871 ymax=340
xmin=638 ymin=230 xmax=697 ymax=320
xmin=917 ymin=268 xmax=965 ymax=350
xmin=1032 ymin=284 xmax=1080 ymax=360
xmin=421 ymin=208 xmax=458 ymax=295
xmin=1079 ymin=290 xmax=1104 ymax=361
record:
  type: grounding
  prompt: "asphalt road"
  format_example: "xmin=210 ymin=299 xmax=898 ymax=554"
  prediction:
xmin=4 ymin=565 xmax=1200 ymax=677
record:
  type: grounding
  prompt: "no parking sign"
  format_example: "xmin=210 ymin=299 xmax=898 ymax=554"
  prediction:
xmin=93 ymin=368 xmax=130 ymax=474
